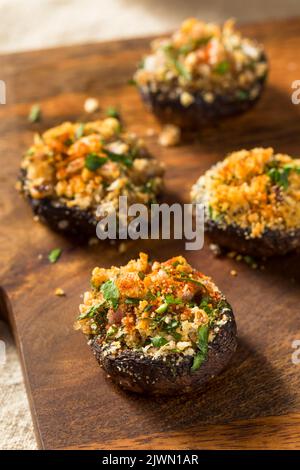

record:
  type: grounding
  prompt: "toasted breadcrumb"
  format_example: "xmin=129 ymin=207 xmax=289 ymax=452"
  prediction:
xmin=75 ymin=252 xmax=230 ymax=359
xmin=19 ymin=118 xmax=164 ymax=219
xmin=191 ymin=148 xmax=300 ymax=238
xmin=54 ymin=288 xmax=65 ymax=296
xmin=84 ymin=97 xmax=99 ymax=113
xmin=159 ymin=124 xmax=181 ymax=147
xmin=135 ymin=18 xmax=267 ymax=101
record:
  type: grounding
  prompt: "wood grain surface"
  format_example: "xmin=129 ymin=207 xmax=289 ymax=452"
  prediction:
xmin=1 ymin=18 xmax=300 ymax=450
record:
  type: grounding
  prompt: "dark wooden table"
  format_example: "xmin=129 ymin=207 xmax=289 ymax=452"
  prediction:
xmin=1 ymin=18 xmax=300 ymax=449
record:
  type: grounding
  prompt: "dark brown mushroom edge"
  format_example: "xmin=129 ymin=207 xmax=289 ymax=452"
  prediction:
xmin=134 ymin=18 xmax=268 ymax=129
xmin=191 ymin=148 xmax=300 ymax=257
xmin=18 ymin=118 xmax=164 ymax=240
xmin=74 ymin=252 xmax=237 ymax=395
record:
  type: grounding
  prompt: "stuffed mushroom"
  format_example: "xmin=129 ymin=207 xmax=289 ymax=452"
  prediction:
xmin=19 ymin=118 xmax=164 ymax=239
xmin=191 ymin=147 xmax=300 ymax=257
xmin=74 ymin=253 xmax=237 ymax=395
xmin=134 ymin=18 xmax=268 ymax=128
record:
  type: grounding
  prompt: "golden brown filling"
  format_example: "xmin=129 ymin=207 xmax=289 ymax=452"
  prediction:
xmin=75 ymin=253 xmax=230 ymax=368
xmin=135 ymin=18 xmax=267 ymax=103
xmin=191 ymin=148 xmax=300 ymax=238
xmin=20 ymin=118 xmax=164 ymax=213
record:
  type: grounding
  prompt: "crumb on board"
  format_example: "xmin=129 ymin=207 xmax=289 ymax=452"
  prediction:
xmin=146 ymin=128 xmax=155 ymax=137
xmin=158 ymin=124 xmax=181 ymax=147
xmin=54 ymin=288 xmax=65 ymax=297
xmin=230 ymin=269 xmax=237 ymax=277
xmin=118 ymin=242 xmax=127 ymax=254
xmin=209 ymin=243 xmax=222 ymax=257
xmin=15 ymin=181 xmax=22 ymax=191
xmin=33 ymin=215 xmax=40 ymax=222
xmin=38 ymin=254 xmax=43 ymax=260
xmin=28 ymin=104 xmax=41 ymax=123
xmin=226 ymin=250 xmax=262 ymax=270
xmin=84 ymin=97 xmax=99 ymax=113
xmin=88 ymin=237 xmax=99 ymax=246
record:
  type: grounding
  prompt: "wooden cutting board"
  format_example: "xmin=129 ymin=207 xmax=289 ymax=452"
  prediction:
xmin=1 ymin=18 xmax=300 ymax=450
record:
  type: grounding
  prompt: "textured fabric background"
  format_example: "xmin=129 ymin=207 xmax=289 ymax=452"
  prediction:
xmin=0 ymin=0 xmax=299 ymax=450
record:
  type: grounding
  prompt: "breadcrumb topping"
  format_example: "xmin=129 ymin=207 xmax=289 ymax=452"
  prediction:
xmin=20 ymin=118 xmax=164 ymax=216
xmin=135 ymin=18 xmax=267 ymax=102
xmin=191 ymin=148 xmax=300 ymax=238
xmin=74 ymin=253 xmax=230 ymax=361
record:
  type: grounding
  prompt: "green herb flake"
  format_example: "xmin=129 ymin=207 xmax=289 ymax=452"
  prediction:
xmin=127 ymin=78 xmax=137 ymax=86
xmin=106 ymin=325 xmax=118 ymax=337
xmin=28 ymin=104 xmax=41 ymax=123
xmin=155 ymin=303 xmax=168 ymax=314
xmin=125 ymin=297 xmax=140 ymax=305
xmin=174 ymin=60 xmax=191 ymax=80
xmin=78 ymin=301 xmax=105 ymax=320
xmin=236 ymin=90 xmax=249 ymax=100
xmin=178 ymin=36 xmax=212 ymax=55
xmin=191 ymin=324 xmax=209 ymax=372
xmin=106 ymin=106 xmax=119 ymax=118
xmin=267 ymin=166 xmax=290 ymax=190
xmin=214 ymin=60 xmax=230 ymax=75
xmin=85 ymin=153 xmax=108 ymax=171
xmin=151 ymin=336 xmax=168 ymax=348
xmin=175 ymin=274 xmax=203 ymax=287
xmin=102 ymin=148 xmax=133 ymax=168
xmin=162 ymin=44 xmax=191 ymax=80
xmin=100 ymin=280 xmax=119 ymax=309
xmin=165 ymin=294 xmax=182 ymax=305
xmin=172 ymin=260 xmax=180 ymax=267
xmin=48 ymin=248 xmax=62 ymax=264
xmin=199 ymin=297 xmax=213 ymax=315
xmin=75 ymin=123 xmax=85 ymax=140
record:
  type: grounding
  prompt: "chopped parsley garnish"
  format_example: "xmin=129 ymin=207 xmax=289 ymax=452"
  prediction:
xmin=48 ymin=248 xmax=62 ymax=264
xmin=75 ymin=123 xmax=85 ymax=140
xmin=163 ymin=44 xmax=191 ymax=80
xmin=199 ymin=297 xmax=213 ymax=315
xmin=146 ymin=291 xmax=156 ymax=301
xmin=100 ymin=280 xmax=119 ymax=309
xmin=174 ymin=60 xmax=191 ymax=80
xmin=172 ymin=260 xmax=181 ymax=267
xmin=178 ymin=36 xmax=212 ymax=55
xmin=106 ymin=106 xmax=119 ymax=118
xmin=106 ymin=325 xmax=118 ymax=337
xmin=155 ymin=303 xmax=168 ymax=314
xmin=165 ymin=294 xmax=182 ymax=305
xmin=151 ymin=336 xmax=168 ymax=348
xmin=85 ymin=153 xmax=108 ymax=171
xmin=214 ymin=60 xmax=230 ymax=75
xmin=267 ymin=164 xmax=300 ymax=190
xmin=127 ymin=78 xmax=137 ymax=86
xmin=236 ymin=89 xmax=249 ymax=100
xmin=125 ymin=297 xmax=140 ymax=305
xmin=191 ymin=324 xmax=209 ymax=372
xmin=64 ymin=138 xmax=73 ymax=146
xmin=28 ymin=104 xmax=41 ymax=123
xmin=78 ymin=301 xmax=105 ymax=320
xmin=175 ymin=274 xmax=204 ymax=286
xmin=102 ymin=149 xmax=133 ymax=168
